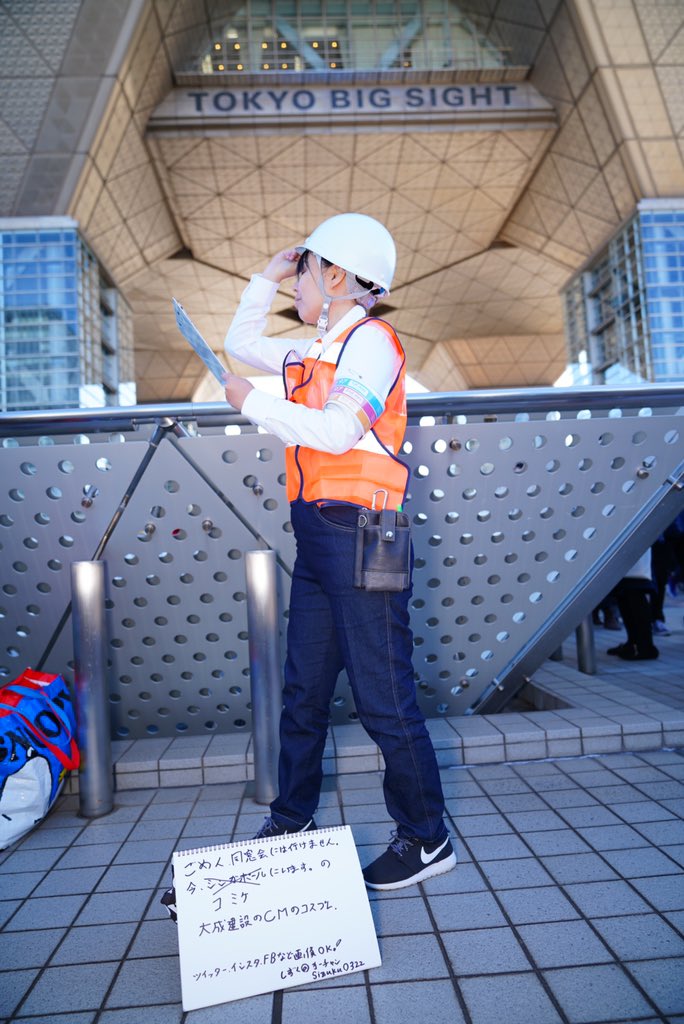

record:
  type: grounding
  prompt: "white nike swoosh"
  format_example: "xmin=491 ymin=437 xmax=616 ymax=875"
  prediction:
xmin=420 ymin=836 xmax=450 ymax=865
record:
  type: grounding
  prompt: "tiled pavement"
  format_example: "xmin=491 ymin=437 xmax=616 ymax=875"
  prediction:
xmin=1 ymin=604 xmax=683 ymax=1023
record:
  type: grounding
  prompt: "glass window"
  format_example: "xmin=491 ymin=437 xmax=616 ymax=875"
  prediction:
xmin=1 ymin=220 xmax=135 ymax=411
xmin=197 ymin=0 xmax=509 ymax=74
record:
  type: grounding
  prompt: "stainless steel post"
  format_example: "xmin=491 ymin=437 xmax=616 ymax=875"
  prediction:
xmin=245 ymin=550 xmax=282 ymax=805
xmin=71 ymin=560 xmax=114 ymax=817
xmin=576 ymin=614 xmax=597 ymax=675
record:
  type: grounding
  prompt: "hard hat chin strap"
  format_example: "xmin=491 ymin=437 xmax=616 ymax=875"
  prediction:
xmin=310 ymin=253 xmax=379 ymax=335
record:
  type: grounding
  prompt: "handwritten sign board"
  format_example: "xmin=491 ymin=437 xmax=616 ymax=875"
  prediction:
xmin=173 ymin=825 xmax=381 ymax=1010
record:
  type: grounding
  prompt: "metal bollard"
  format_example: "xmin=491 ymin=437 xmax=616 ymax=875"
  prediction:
xmin=71 ymin=561 xmax=114 ymax=818
xmin=245 ymin=550 xmax=282 ymax=805
xmin=576 ymin=614 xmax=597 ymax=675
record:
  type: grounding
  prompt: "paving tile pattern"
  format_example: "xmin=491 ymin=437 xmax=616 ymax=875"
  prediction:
xmin=1 ymin=604 xmax=683 ymax=1022
xmin=1 ymin=748 xmax=684 ymax=1024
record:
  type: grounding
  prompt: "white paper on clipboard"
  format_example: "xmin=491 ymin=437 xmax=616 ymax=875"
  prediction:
xmin=173 ymin=298 xmax=227 ymax=384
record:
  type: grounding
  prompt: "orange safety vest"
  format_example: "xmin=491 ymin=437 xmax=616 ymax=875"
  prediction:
xmin=283 ymin=318 xmax=409 ymax=509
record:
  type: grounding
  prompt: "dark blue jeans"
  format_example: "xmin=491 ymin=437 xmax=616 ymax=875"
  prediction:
xmin=271 ymin=499 xmax=447 ymax=843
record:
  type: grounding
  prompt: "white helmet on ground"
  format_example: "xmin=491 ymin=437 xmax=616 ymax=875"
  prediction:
xmin=298 ymin=213 xmax=396 ymax=295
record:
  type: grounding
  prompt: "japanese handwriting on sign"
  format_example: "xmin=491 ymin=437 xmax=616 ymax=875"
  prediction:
xmin=173 ymin=825 xmax=381 ymax=1010
xmin=191 ymin=939 xmax=346 ymax=982
xmin=197 ymin=899 xmax=336 ymax=938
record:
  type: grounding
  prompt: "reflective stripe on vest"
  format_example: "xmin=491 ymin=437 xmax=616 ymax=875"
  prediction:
xmin=283 ymin=318 xmax=409 ymax=508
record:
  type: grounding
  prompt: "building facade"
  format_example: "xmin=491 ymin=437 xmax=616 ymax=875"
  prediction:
xmin=563 ymin=199 xmax=684 ymax=386
xmin=0 ymin=218 xmax=134 ymax=410
xmin=0 ymin=0 xmax=682 ymax=409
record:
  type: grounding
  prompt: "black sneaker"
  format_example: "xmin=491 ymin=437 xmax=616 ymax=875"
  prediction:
xmin=161 ymin=884 xmax=177 ymax=922
xmin=363 ymin=830 xmax=457 ymax=891
xmin=253 ymin=816 xmax=317 ymax=839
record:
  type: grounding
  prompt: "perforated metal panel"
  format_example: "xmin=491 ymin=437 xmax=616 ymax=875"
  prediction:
xmin=1 ymin=391 xmax=683 ymax=737
xmin=404 ymin=408 xmax=684 ymax=715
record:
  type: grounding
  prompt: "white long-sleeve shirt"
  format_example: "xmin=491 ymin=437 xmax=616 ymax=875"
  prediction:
xmin=224 ymin=275 xmax=402 ymax=455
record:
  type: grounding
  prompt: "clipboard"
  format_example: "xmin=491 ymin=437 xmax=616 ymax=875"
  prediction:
xmin=173 ymin=298 xmax=227 ymax=384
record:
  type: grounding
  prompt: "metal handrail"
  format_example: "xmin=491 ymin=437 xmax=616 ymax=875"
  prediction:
xmin=1 ymin=383 xmax=683 ymax=435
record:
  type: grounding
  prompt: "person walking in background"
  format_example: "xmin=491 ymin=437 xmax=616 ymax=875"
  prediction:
xmin=221 ymin=213 xmax=456 ymax=891
xmin=607 ymin=549 xmax=659 ymax=661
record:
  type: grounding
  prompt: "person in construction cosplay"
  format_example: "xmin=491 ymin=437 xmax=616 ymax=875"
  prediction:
xmin=222 ymin=213 xmax=456 ymax=891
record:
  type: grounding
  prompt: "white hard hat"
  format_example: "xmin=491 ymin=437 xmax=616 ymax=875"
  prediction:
xmin=299 ymin=213 xmax=396 ymax=294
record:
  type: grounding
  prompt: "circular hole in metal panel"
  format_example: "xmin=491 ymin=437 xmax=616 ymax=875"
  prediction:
xmin=164 ymin=480 xmax=180 ymax=493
